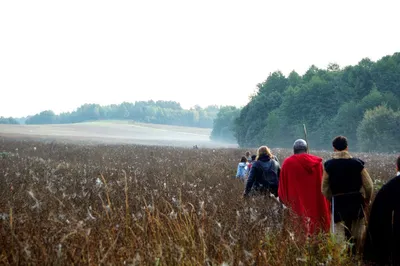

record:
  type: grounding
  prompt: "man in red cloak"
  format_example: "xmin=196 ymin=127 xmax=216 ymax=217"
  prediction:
xmin=278 ymin=139 xmax=331 ymax=235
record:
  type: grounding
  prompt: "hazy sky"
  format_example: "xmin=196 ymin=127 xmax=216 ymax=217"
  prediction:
xmin=1 ymin=0 xmax=399 ymax=117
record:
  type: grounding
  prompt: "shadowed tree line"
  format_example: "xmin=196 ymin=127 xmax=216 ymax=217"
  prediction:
xmin=210 ymin=106 xmax=241 ymax=143
xmin=2 ymin=101 xmax=221 ymax=128
xmin=0 ymin=117 xmax=19 ymax=125
xmin=212 ymin=52 xmax=400 ymax=152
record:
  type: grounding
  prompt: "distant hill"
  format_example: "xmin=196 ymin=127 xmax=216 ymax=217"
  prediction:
xmin=5 ymin=100 xmax=224 ymax=129
xmin=0 ymin=121 xmax=238 ymax=148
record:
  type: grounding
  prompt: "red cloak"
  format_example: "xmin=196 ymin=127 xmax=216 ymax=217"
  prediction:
xmin=278 ymin=153 xmax=331 ymax=235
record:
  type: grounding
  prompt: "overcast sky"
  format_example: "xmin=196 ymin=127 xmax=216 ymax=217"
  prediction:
xmin=1 ymin=0 xmax=399 ymax=117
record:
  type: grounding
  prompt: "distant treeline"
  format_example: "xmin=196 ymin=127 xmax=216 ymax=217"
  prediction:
xmin=212 ymin=52 xmax=400 ymax=152
xmin=2 ymin=101 xmax=221 ymax=128
xmin=0 ymin=117 xmax=19 ymax=125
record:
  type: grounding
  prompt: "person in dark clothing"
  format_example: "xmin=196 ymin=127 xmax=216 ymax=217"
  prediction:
xmin=322 ymin=136 xmax=373 ymax=255
xmin=244 ymin=146 xmax=281 ymax=197
xmin=363 ymin=156 xmax=400 ymax=265
xmin=247 ymin=154 xmax=257 ymax=171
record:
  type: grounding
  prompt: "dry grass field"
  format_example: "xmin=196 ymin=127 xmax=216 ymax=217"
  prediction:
xmin=0 ymin=124 xmax=397 ymax=265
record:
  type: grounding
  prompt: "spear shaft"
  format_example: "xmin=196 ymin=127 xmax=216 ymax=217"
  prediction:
xmin=303 ymin=124 xmax=309 ymax=154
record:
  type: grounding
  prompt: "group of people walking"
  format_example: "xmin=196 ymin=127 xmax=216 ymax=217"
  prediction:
xmin=235 ymin=135 xmax=400 ymax=265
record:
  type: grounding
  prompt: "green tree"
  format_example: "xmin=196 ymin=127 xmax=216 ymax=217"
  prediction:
xmin=288 ymin=71 xmax=301 ymax=87
xmin=230 ymin=52 xmax=400 ymax=151
xmin=210 ymin=106 xmax=240 ymax=142
xmin=25 ymin=110 xmax=57 ymax=124
xmin=18 ymin=101 xmax=221 ymax=128
xmin=0 ymin=117 xmax=19 ymax=124
xmin=331 ymin=101 xmax=362 ymax=145
xmin=327 ymin=63 xmax=340 ymax=72
xmin=371 ymin=53 xmax=400 ymax=98
xmin=357 ymin=105 xmax=400 ymax=152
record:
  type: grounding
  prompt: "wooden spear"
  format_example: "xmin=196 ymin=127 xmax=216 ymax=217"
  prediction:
xmin=303 ymin=124 xmax=309 ymax=154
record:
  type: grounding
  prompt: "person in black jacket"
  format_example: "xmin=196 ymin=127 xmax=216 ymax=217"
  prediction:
xmin=322 ymin=136 xmax=373 ymax=255
xmin=243 ymin=146 xmax=281 ymax=197
xmin=363 ymin=155 xmax=400 ymax=265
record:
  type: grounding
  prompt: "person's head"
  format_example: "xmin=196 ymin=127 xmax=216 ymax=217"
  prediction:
xmin=240 ymin=156 xmax=247 ymax=163
xmin=293 ymin=139 xmax=308 ymax=154
xmin=332 ymin=136 xmax=348 ymax=152
xmin=397 ymin=155 xmax=400 ymax=172
xmin=245 ymin=151 xmax=251 ymax=157
xmin=256 ymin=146 xmax=273 ymax=160
xmin=251 ymin=155 xmax=257 ymax=161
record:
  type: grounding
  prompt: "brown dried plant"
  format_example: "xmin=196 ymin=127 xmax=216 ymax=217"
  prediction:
xmin=0 ymin=138 xmax=396 ymax=265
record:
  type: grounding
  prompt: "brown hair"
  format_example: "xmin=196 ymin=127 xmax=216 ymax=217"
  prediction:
xmin=245 ymin=151 xmax=251 ymax=157
xmin=332 ymin=136 xmax=348 ymax=151
xmin=256 ymin=146 xmax=273 ymax=160
xmin=397 ymin=155 xmax=400 ymax=171
xmin=240 ymin=156 xmax=247 ymax=163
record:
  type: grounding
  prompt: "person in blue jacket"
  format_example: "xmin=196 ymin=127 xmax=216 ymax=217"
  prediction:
xmin=236 ymin=156 xmax=248 ymax=181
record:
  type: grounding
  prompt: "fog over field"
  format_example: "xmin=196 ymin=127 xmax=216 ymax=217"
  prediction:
xmin=0 ymin=121 xmax=237 ymax=148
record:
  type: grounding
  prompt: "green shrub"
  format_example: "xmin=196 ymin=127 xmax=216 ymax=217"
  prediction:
xmin=357 ymin=105 xmax=400 ymax=152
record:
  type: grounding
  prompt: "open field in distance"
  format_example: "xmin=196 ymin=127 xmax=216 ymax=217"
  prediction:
xmin=0 ymin=121 xmax=236 ymax=148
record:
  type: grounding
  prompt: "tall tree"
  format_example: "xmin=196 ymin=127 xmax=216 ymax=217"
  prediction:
xmin=215 ymin=52 xmax=400 ymax=152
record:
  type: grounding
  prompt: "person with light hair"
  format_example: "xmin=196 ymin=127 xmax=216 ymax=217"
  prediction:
xmin=245 ymin=151 xmax=252 ymax=162
xmin=243 ymin=146 xmax=280 ymax=197
xmin=278 ymin=139 xmax=331 ymax=236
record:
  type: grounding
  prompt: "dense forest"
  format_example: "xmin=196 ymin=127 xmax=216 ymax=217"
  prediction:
xmin=210 ymin=106 xmax=241 ymax=142
xmin=2 ymin=101 xmax=220 ymax=128
xmin=212 ymin=53 xmax=400 ymax=152
xmin=0 ymin=117 xmax=19 ymax=125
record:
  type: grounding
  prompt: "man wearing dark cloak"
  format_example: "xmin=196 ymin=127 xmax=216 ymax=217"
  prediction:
xmin=363 ymin=156 xmax=400 ymax=265
xmin=322 ymin=136 xmax=373 ymax=254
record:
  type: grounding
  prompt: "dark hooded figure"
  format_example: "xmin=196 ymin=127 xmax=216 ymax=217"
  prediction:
xmin=363 ymin=156 xmax=400 ymax=265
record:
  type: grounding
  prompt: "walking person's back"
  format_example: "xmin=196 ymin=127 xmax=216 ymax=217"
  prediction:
xmin=247 ymin=154 xmax=257 ymax=171
xmin=243 ymin=146 xmax=280 ymax=197
xmin=322 ymin=136 xmax=373 ymax=254
xmin=363 ymin=156 xmax=400 ymax=265
xmin=245 ymin=151 xmax=252 ymax=163
xmin=236 ymin=156 xmax=248 ymax=181
xmin=278 ymin=139 xmax=331 ymax=235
